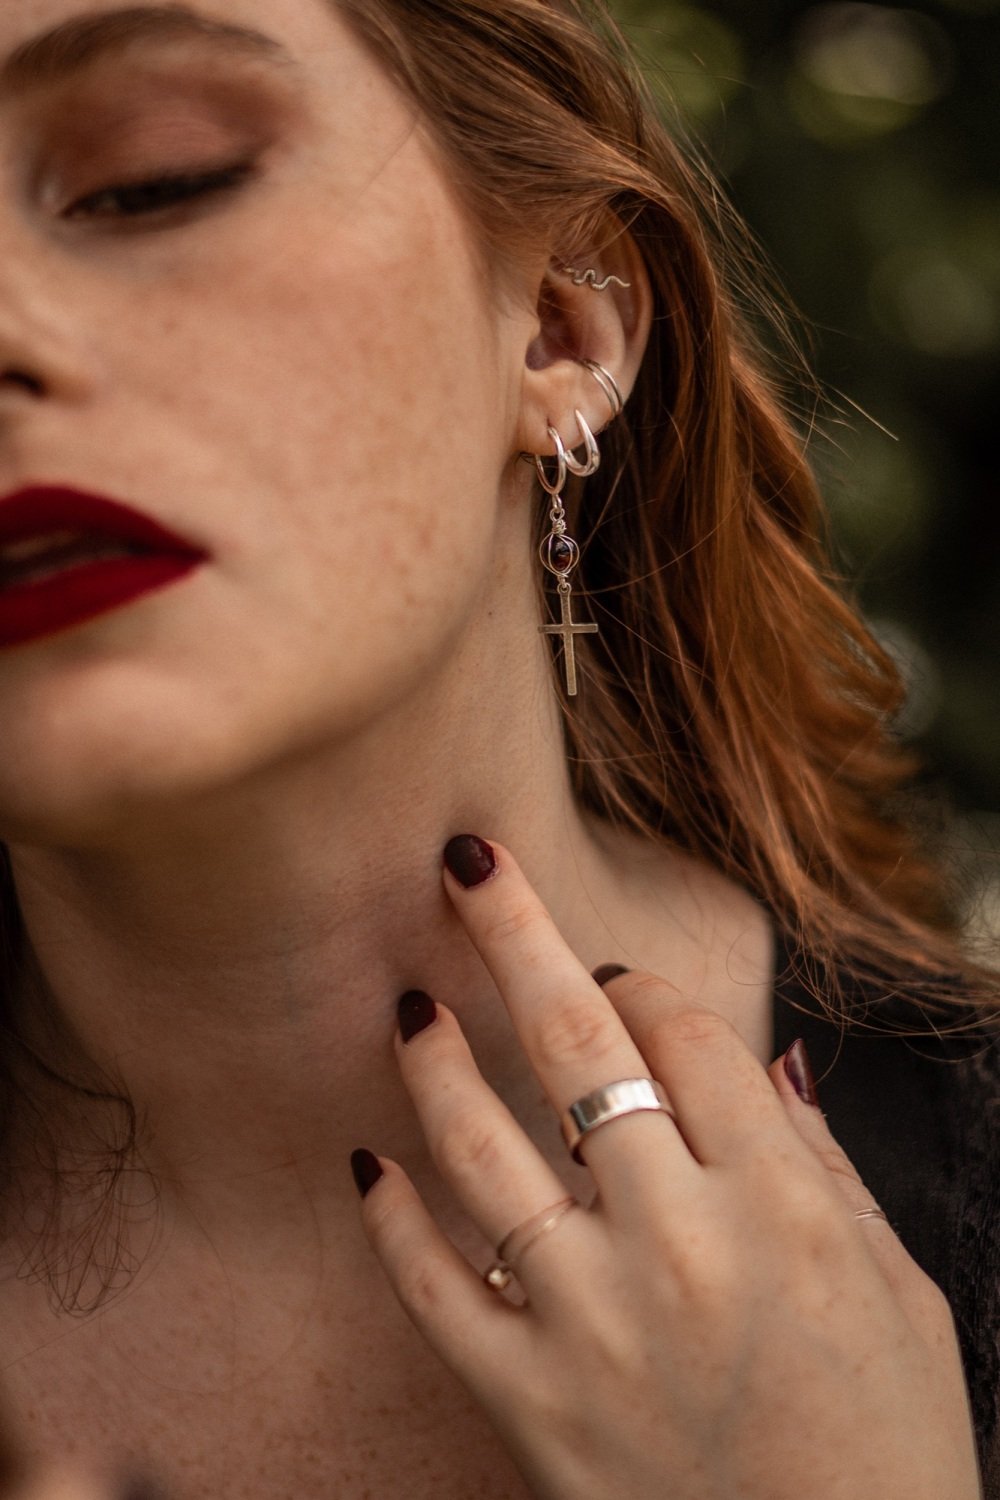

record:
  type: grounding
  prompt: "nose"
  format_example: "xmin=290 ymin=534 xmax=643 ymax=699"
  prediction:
xmin=0 ymin=252 xmax=98 ymax=411
xmin=0 ymin=368 xmax=45 ymax=397
xmin=0 ymin=303 xmax=93 ymax=408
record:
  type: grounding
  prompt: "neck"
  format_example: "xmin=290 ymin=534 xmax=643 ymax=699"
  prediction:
xmin=3 ymin=616 xmax=772 ymax=1269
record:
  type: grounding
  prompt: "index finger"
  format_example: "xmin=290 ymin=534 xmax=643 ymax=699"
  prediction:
xmin=441 ymin=835 xmax=696 ymax=1196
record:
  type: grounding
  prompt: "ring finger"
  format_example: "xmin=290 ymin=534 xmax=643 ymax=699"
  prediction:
xmin=394 ymin=991 xmax=598 ymax=1299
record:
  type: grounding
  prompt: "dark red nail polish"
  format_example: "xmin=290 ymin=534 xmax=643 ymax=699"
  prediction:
xmin=398 ymin=990 xmax=437 ymax=1043
xmin=351 ymin=1148 xmax=384 ymax=1198
xmin=784 ymin=1038 xmax=819 ymax=1107
xmin=444 ymin=834 xmax=497 ymax=888
xmin=592 ymin=964 xmax=629 ymax=986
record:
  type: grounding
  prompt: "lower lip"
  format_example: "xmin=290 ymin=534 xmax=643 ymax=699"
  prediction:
xmin=0 ymin=554 xmax=206 ymax=650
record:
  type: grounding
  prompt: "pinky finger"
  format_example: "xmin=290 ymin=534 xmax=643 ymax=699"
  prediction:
xmin=351 ymin=1151 xmax=523 ymax=1381
xmin=765 ymin=1047 xmax=935 ymax=1304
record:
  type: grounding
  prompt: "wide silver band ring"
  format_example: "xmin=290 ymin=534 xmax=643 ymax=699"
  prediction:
xmin=561 ymin=1077 xmax=676 ymax=1164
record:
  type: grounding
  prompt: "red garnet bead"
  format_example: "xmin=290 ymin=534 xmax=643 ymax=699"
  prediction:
xmin=540 ymin=533 xmax=579 ymax=576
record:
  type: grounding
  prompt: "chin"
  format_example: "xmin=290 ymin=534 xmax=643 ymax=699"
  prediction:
xmin=0 ymin=697 xmax=272 ymax=850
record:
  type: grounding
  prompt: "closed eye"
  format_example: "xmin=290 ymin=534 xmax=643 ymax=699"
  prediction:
xmin=63 ymin=161 xmax=256 ymax=221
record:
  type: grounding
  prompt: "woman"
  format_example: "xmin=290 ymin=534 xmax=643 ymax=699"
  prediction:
xmin=0 ymin=0 xmax=995 ymax=1496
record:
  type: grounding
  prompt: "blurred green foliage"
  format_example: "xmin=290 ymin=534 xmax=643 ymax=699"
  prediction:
xmin=610 ymin=0 xmax=1000 ymax=829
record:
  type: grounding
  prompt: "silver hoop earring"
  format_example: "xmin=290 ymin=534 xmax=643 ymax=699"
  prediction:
xmin=580 ymin=360 xmax=624 ymax=422
xmin=533 ymin=424 xmax=568 ymax=497
xmin=564 ymin=409 xmax=600 ymax=480
xmin=534 ymin=422 xmax=599 ymax=698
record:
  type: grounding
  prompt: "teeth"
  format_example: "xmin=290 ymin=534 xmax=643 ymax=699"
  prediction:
xmin=0 ymin=531 xmax=80 ymax=564
xmin=0 ymin=535 xmax=143 ymax=589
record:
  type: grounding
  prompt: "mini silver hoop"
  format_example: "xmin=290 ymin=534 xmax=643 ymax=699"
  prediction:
xmin=580 ymin=360 xmax=624 ymax=422
xmin=533 ymin=424 xmax=569 ymax=497
xmin=564 ymin=409 xmax=600 ymax=479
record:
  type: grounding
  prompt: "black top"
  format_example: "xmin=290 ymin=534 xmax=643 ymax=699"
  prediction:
xmin=772 ymin=947 xmax=1000 ymax=1495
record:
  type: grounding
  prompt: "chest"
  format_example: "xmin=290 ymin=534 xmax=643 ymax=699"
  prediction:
xmin=0 ymin=1261 xmax=531 ymax=1500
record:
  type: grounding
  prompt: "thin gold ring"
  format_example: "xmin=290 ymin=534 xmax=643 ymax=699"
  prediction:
xmin=483 ymin=1196 xmax=580 ymax=1291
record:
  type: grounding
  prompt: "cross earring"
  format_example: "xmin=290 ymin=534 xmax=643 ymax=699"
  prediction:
xmin=535 ymin=421 xmax=599 ymax=698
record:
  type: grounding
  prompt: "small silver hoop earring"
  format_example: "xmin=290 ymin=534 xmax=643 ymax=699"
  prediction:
xmin=580 ymin=360 xmax=624 ymax=422
xmin=564 ymin=409 xmax=600 ymax=479
xmin=533 ymin=425 xmax=568 ymax=497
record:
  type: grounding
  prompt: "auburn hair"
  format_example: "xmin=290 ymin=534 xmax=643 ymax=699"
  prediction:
xmin=0 ymin=0 xmax=996 ymax=1093
xmin=331 ymin=0 xmax=997 ymax=1032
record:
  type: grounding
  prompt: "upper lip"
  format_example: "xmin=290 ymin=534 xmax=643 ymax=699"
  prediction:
xmin=0 ymin=486 xmax=206 ymax=559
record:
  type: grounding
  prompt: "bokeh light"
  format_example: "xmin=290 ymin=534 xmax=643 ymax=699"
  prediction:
xmin=611 ymin=0 xmax=1000 ymax=870
xmin=789 ymin=4 xmax=954 ymax=142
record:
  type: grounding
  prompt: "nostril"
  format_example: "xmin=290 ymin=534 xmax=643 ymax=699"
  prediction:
xmin=1 ymin=369 xmax=45 ymax=395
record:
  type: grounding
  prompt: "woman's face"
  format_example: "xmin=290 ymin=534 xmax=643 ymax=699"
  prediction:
xmin=0 ymin=0 xmax=538 ymax=839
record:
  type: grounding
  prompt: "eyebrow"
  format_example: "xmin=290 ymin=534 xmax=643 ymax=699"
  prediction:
xmin=0 ymin=4 xmax=295 ymax=94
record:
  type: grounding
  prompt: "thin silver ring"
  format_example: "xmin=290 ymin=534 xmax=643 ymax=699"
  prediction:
xmin=564 ymin=408 xmax=600 ymax=478
xmin=580 ymin=359 xmax=624 ymax=421
xmin=853 ymin=1207 xmax=889 ymax=1224
xmin=561 ymin=1077 xmax=676 ymax=1164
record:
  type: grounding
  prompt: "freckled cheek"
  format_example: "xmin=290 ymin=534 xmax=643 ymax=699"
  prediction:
xmin=248 ymin=243 xmax=495 ymax=557
xmin=125 ymin=191 xmax=499 ymax=632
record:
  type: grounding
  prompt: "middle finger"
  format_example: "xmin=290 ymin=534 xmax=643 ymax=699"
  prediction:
xmin=442 ymin=836 xmax=699 ymax=1206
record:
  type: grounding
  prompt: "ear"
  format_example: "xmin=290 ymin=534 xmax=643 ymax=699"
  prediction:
xmin=515 ymin=222 xmax=653 ymax=461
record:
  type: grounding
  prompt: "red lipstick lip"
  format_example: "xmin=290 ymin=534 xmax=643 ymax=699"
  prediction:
xmin=0 ymin=486 xmax=203 ymax=553
xmin=0 ymin=485 xmax=209 ymax=651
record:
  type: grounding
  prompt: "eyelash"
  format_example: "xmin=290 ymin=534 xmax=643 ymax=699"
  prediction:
xmin=64 ymin=161 xmax=255 ymax=222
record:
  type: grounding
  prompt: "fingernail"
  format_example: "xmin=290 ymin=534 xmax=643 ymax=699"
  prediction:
xmin=784 ymin=1038 xmax=819 ymax=1107
xmin=351 ymin=1148 xmax=384 ymax=1198
xmin=443 ymin=834 xmax=498 ymax=888
xmin=398 ymin=989 xmax=437 ymax=1043
xmin=592 ymin=964 xmax=629 ymax=986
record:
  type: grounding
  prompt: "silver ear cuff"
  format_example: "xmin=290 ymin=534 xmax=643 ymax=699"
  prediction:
xmin=580 ymin=359 xmax=624 ymax=421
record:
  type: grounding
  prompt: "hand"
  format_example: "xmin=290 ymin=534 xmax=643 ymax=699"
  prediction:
xmin=354 ymin=837 xmax=982 ymax=1500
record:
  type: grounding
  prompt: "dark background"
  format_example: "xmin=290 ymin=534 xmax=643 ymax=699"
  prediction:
xmin=610 ymin=0 xmax=999 ymax=933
